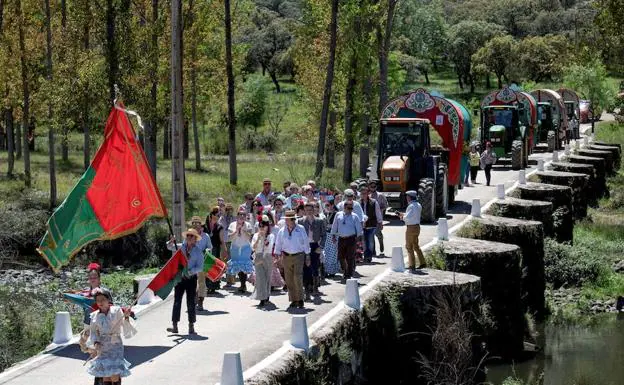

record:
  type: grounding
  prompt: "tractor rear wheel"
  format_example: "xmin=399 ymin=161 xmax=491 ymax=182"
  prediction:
xmin=435 ymin=164 xmax=448 ymax=218
xmin=418 ymin=178 xmax=435 ymax=224
xmin=448 ymin=184 xmax=456 ymax=207
xmin=547 ymin=130 xmax=556 ymax=152
xmin=523 ymin=138 xmax=529 ymax=168
xmin=511 ymin=140 xmax=523 ymax=170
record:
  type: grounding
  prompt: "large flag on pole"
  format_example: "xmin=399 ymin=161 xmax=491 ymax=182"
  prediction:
xmin=37 ymin=105 xmax=167 ymax=272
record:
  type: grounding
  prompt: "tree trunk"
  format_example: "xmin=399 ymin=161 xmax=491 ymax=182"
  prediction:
xmin=315 ymin=0 xmax=339 ymax=178
xmin=470 ymin=73 xmax=475 ymax=94
xmin=343 ymin=57 xmax=357 ymax=183
xmin=144 ymin=0 xmax=158 ymax=177
xmin=0 ymin=0 xmax=3 ymax=31
xmin=17 ymin=0 xmax=30 ymax=187
xmin=486 ymin=73 xmax=491 ymax=89
xmin=45 ymin=0 xmax=57 ymax=208
xmin=183 ymin=119 xmax=189 ymax=159
xmin=83 ymin=103 xmax=90 ymax=170
xmin=424 ymin=69 xmax=430 ymax=85
xmin=497 ymin=74 xmax=503 ymax=89
xmin=171 ymin=0 xmax=185 ymax=237
xmin=325 ymin=109 xmax=336 ymax=169
xmin=457 ymin=71 xmax=464 ymax=89
xmin=15 ymin=112 xmax=21 ymax=159
xmin=225 ymin=0 xmax=237 ymax=184
xmin=5 ymin=108 xmax=13 ymax=176
xmin=359 ymin=75 xmax=373 ymax=178
xmin=191 ymin=63 xmax=200 ymax=170
xmin=60 ymin=0 xmax=69 ymax=161
xmin=377 ymin=0 xmax=397 ymax=114
xmin=106 ymin=0 xmax=118 ymax=106
xmin=268 ymin=70 xmax=281 ymax=93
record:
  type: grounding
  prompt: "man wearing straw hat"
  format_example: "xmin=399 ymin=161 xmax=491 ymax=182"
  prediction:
xmin=165 ymin=227 xmax=206 ymax=335
xmin=274 ymin=210 xmax=310 ymax=309
xmin=188 ymin=215 xmax=212 ymax=311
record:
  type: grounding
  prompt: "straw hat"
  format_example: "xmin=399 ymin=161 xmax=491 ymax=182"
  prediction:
xmin=187 ymin=215 xmax=203 ymax=226
xmin=182 ymin=228 xmax=202 ymax=241
xmin=284 ymin=210 xmax=297 ymax=219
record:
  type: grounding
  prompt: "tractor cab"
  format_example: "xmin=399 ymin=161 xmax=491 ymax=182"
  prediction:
xmin=537 ymin=102 xmax=554 ymax=143
xmin=377 ymin=118 xmax=439 ymax=208
xmin=480 ymin=106 xmax=523 ymax=157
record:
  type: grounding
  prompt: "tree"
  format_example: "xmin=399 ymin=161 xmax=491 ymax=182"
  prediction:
xmin=393 ymin=0 xmax=448 ymax=84
xmin=563 ymin=58 xmax=615 ymax=117
xmin=314 ymin=0 xmax=339 ymax=178
xmin=472 ymin=35 xmax=517 ymax=89
xmin=44 ymin=0 xmax=56 ymax=208
xmin=516 ymin=34 xmax=570 ymax=82
xmin=225 ymin=0 xmax=237 ymax=184
xmin=377 ymin=0 xmax=398 ymax=113
xmin=17 ymin=0 xmax=30 ymax=187
xmin=245 ymin=5 xmax=295 ymax=93
xmin=447 ymin=20 xmax=504 ymax=93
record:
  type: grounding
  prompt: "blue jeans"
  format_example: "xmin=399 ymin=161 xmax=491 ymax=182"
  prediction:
xmin=363 ymin=227 xmax=377 ymax=261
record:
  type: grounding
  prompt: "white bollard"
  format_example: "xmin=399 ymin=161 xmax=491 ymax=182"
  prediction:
xmin=470 ymin=199 xmax=481 ymax=217
xmin=537 ymin=159 xmax=544 ymax=171
xmin=345 ymin=279 xmax=361 ymax=310
xmin=564 ymin=144 xmax=571 ymax=155
xmin=53 ymin=311 xmax=73 ymax=344
xmin=553 ymin=151 xmax=559 ymax=162
xmin=497 ymin=184 xmax=506 ymax=199
xmin=220 ymin=352 xmax=244 ymax=385
xmin=391 ymin=246 xmax=405 ymax=272
xmin=290 ymin=315 xmax=309 ymax=351
xmin=518 ymin=170 xmax=526 ymax=185
xmin=583 ymin=136 xmax=589 ymax=146
xmin=575 ymin=139 xmax=580 ymax=149
xmin=137 ymin=276 xmax=156 ymax=305
xmin=437 ymin=218 xmax=449 ymax=241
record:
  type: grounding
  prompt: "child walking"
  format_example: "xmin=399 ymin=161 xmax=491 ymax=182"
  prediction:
xmin=86 ymin=288 xmax=136 ymax=385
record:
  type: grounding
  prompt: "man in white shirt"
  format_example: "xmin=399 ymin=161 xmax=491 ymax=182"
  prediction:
xmin=399 ymin=190 xmax=426 ymax=272
xmin=368 ymin=180 xmax=388 ymax=256
xmin=255 ymin=178 xmax=273 ymax=206
xmin=336 ymin=189 xmax=365 ymax=224
xmin=274 ymin=210 xmax=311 ymax=309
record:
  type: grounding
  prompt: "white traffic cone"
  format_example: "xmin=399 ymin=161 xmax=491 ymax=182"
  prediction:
xmin=497 ymin=184 xmax=506 ymax=199
xmin=220 ymin=352 xmax=244 ymax=385
xmin=470 ymin=199 xmax=481 ymax=217
xmin=437 ymin=218 xmax=449 ymax=241
xmin=391 ymin=246 xmax=405 ymax=272
xmin=345 ymin=278 xmax=361 ymax=310
xmin=290 ymin=315 xmax=309 ymax=351
xmin=537 ymin=159 xmax=544 ymax=171
xmin=53 ymin=311 xmax=73 ymax=344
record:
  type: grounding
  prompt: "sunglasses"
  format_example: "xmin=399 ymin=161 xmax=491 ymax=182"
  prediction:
xmin=192 ymin=222 xmax=202 ymax=225
xmin=264 ymin=182 xmax=271 ymax=186
xmin=345 ymin=206 xmax=353 ymax=209
xmin=237 ymin=214 xmax=246 ymax=217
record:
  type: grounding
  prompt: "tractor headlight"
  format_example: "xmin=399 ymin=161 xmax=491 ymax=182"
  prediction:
xmin=392 ymin=176 xmax=400 ymax=181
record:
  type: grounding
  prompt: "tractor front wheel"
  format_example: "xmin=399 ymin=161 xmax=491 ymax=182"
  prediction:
xmin=418 ymin=178 xmax=436 ymax=224
xmin=547 ymin=130 xmax=556 ymax=152
xmin=511 ymin=140 xmax=523 ymax=170
xmin=435 ymin=164 xmax=448 ymax=219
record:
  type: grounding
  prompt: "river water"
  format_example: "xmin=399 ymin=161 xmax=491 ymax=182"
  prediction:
xmin=486 ymin=313 xmax=624 ymax=385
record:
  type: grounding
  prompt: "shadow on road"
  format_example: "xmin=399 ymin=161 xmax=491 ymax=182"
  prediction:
xmin=196 ymin=309 xmax=229 ymax=316
xmin=48 ymin=343 xmax=179 ymax=369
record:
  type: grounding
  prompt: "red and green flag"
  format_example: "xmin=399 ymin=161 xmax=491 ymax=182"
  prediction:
xmin=37 ymin=105 xmax=167 ymax=272
xmin=147 ymin=249 xmax=188 ymax=300
xmin=204 ymin=251 xmax=226 ymax=282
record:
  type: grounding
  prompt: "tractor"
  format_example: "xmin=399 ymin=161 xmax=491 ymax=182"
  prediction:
xmin=530 ymin=89 xmax=567 ymax=151
xmin=536 ymin=102 xmax=557 ymax=151
xmin=366 ymin=88 xmax=470 ymax=223
xmin=480 ymin=105 xmax=526 ymax=170
xmin=376 ymin=117 xmax=448 ymax=223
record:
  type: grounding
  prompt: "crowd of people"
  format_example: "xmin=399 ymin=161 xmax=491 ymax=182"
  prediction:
xmin=165 ymin=177 xmax=428 ymax=335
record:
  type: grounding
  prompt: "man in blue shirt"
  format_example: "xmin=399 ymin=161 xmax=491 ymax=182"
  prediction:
xmin=331 ymin=202 xmax=363 ymax=281
xmin=399 ymin=190 xmax=426 ymax=273
xmin=165 ymin=227 xmax=207 ymax=335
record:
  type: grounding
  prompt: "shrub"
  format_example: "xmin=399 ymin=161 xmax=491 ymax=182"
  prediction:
xmin=543 ymin=238 xmax=606 ymax=288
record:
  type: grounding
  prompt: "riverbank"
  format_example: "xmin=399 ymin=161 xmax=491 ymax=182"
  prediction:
xmin=545 ymin=121 xmax=624 ymax=323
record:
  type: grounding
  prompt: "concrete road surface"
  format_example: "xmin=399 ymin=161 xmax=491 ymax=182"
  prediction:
xmin=0 ymin=123 xmax=595 ymax=385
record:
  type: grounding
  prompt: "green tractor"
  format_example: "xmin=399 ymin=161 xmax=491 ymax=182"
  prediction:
xmin=480 ymin=105 xmax=526 ymax=170
xmin=537 ymin=102 xmax=558 ymax=152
